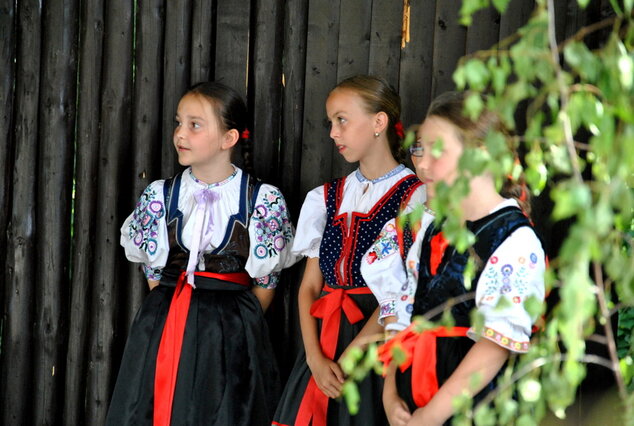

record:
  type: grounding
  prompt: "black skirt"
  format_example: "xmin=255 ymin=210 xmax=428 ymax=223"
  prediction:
xmin=106 ymin=281 xmax=280 ymax=426
xmin=273 ymin=291 xmax=387 ymax=426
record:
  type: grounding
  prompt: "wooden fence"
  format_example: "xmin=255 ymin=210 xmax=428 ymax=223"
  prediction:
xmin=0 ymin=0 xmax=603 ymax=424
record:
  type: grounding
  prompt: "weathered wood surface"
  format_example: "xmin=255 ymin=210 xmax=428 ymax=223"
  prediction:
xmin=0 ymin=1 xmax=593 ymax=424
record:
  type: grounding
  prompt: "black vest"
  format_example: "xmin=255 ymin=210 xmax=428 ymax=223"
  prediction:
xmin=412 ymin=206 xmax=538 ymax=325
xmin=160 ymin=171 xmax=261 ymax=281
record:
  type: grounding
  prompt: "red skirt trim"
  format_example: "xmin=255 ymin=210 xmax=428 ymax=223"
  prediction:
xmin=379 ymin=324 xmax=469 ymax=407
xmin=295 ymin=285 xmax=373 ymax=426
xmin=153 ymin=270 xmax=251 ymax=426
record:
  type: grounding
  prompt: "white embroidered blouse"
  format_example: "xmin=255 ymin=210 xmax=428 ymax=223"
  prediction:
xmin=120 ymin=166 xmax=298 ymax=288
xmin=361 ymin=199 xmax=546 ymax=353
xmin=291 ymin=164 xmax=426 ymax=259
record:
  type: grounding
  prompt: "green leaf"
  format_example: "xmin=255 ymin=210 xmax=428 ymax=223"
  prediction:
xmin=432 ymin=138 xmax=444 ymax=159
xmin=340 ymin=346 xmax=364 ymax=374
xmin=474 ymin=404 xmax=496 ymax=426
xmin=577 ymin=0 xmax=590 ymax=9
xmin=519 ymin=378 xmax=543 ymax=402
xmin=342 ymin=381 xmax=360 ymax=414
xmin=618 ymin=53 xmax=633 ymax=90
xmin=465 ymin=92 xmax=485 ymax=120
xmin=551 ymin=182 xmax=591 ymax=220
xmin=464 ymin=59 xmax=490 ymax=91
xmin=492 ymin=0 xmax=510 ymax=13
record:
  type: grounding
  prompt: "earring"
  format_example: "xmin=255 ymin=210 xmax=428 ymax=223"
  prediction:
xmin=374 ymin=132 xmax=380 ymax=137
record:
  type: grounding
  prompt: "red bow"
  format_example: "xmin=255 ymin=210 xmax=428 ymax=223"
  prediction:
xmin=394 ymin=121 xmax=405 ymax=139
xmin=241 ymin=129 xmax=250 ymax=140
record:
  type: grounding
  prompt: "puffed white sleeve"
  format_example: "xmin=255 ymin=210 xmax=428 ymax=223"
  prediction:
xmin=388 ymin=211 xmax=435 ymax=332
xmin=246 ymin=184 xmax=298 ymax=289
xmin=120 ymin=180 xmax=170 ymax=281
xmin=291 ymin=185 xmax=327 ymax=258
xmin=467 ymin=227 xmax=546 ymax=353
xmin=401 ymin=183 xmax=426 ymax=215
xmin=360 ymin=219 xmax=406 ymax=326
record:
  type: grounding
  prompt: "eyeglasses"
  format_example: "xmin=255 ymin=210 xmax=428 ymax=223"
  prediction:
xmin=408 ymin=144 xmax=424 ymax=157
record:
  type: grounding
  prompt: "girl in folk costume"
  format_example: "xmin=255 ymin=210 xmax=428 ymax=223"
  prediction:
xmin=273 ymin=75 xmax=426 ymax=426
xmin=106 ymin=82 xmax=297 ymax=426
xmin=379 ymin=91 xmax=546 ymax=426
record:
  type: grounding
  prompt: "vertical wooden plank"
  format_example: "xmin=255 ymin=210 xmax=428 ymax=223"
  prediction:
xmin=368 ymin=0 xmax=403 ymax=89
xmin=0 ymin=0 xmax=16 ymax=287
xmin=191 ymin=0 xmax=215 ymax=83
xmin=125 ymin=0 xmax=165 ymax=333
xmin=399 ymin=0 xmax=436 ymax=127
xmin=32 ymin=1 xmax=79 ymax=423
xmin=85 ymin=0 xmax=133 ymax=423
xmin=215 ymin=0 xmax=251 ymax=98
xmin=466 ymin=5 xmax=501 ymax=54
xmin=300 ymin=0 xmax=341 ymax=194
xmin=161 ymin=0 xmax=192 ymax=178
xmin=63 ymin=0 xmax=105 ymax=422
xmin=329 ymin=0 xmax=372 ymax=179
xmin=251 ymin=0 xmax=284 ymax=182
xmin=499 ymin=0 xmax=535 ymax=41
xmin=336 ymin=0 xmax=372 ymax=80
xmin=431 ymin=0 xmax=467 ymax=97
xmin=0 ymin=1 xmax=42 ymax=424
xmin=280 ymin=0 xmax=308 ymax=214
xmin=563 ymin=0 xmax=588 ymax=40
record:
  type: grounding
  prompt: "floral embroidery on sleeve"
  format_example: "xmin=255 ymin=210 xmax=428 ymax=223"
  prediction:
xmin=142 ymin=264 xmax=163 ymax=281
xmin=365 ymin=222 xmax=399 ymax=264
xmin=252 ymin=190 xmax=293 ymax=259
xmin=127 ymin=186 xmax=165 ymax=256
xmin=254 ymin=272 xmax=280 ymax=289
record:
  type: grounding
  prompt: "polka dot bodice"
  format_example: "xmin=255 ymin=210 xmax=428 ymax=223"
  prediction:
xmin=319 ymin=174 xmax=422 ymax=288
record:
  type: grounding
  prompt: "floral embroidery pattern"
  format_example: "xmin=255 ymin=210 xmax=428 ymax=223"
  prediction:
xmin=379 ymin=300 xmax=396 ymax=318
xmin=483 ymin=326 xmax=530 ymax=352
xmin=365 ymin=223 xmax=399 ymax=264
xmin=128 ymin=186 xmax=165 ymax=256
xmin=252 ymin=190 xmax=293 ymax=259
xmin=143 ymin=264 xmax=163 ymax=281
xmin=254 ymin=273 xmax=280 ymax=289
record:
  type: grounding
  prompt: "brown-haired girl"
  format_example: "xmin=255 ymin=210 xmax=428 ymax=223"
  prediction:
xmin=379 ymin=91 xmax=545 ymax=425
xmin=273 ymin=75 xmax=426 ymax=425
xmin=107 ymin=82 xmax=297 ymax=426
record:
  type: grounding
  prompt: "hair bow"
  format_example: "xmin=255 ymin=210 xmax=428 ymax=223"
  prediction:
xmin=394 ymin=121 xmax=405 ymax=139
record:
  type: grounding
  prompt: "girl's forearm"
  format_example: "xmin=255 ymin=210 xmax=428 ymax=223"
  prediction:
xmin=298 ymin=258 xmax=325 ymax=362
xmin=252 ymin=286 xmax=275 ymax=312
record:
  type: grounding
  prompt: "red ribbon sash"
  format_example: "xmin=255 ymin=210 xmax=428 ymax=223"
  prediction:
xmin=295 ymin=286 xmax=372 ymax=426
xmin=153 ymin=271 xmax=251 ymax=426
xmin=379 ymin=324 xmax=469 ymax=408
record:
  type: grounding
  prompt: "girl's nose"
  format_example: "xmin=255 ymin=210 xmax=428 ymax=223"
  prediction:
xmin=329 ymin=124 xmax=339 ymax=140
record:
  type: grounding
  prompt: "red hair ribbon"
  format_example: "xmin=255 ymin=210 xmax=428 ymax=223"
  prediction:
xmin=394 ymin=121 xmax=405 ymax=139
xmin=241 ymin=129 xmax=250 ymax=140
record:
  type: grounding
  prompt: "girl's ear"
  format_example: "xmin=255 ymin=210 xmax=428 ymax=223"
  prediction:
xmin=222 ymin=128 xmax=240 ymax=150
xmin=374 ymin=111 xmax=389 ymax=134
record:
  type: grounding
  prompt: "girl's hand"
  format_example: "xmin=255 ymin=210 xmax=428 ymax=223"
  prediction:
xmin=307 ymin=353 xmax=345 ymax=399
xmin=383 ymin=383 xmax=412 ymax=426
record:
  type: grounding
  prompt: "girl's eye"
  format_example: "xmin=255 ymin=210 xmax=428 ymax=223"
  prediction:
xmin=191 ymin=122 xmax=201 ymax=129
xmin=409 ymin=141 xmax=424 ymax=157
xmin=338 ymin=117 xmax=346 ymax=124
xmin=174 ymin=119 xmax=182 ymax=127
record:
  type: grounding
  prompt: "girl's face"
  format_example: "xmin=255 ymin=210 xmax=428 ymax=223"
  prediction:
xmin=173 ymin=94 xmax=230 ymax=168
xmin=413 ymin=115 xmax=464 ymax=199
xmin=325 ymin=88 xmax=382 ymax=163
